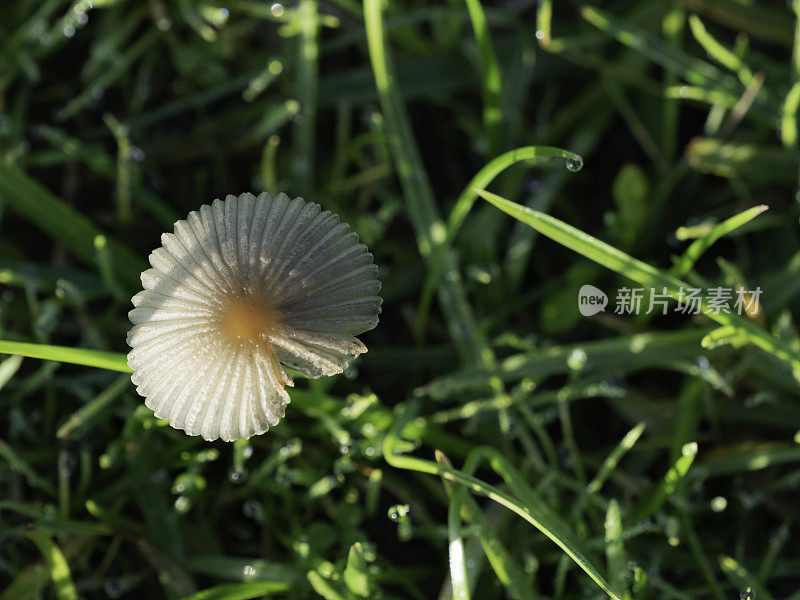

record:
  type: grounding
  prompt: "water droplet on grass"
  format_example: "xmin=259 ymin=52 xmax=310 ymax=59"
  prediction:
xmin=740 ymin=587 xmax=755 ymax=600
xmin=271 ymin=3 xmax=284 ymax=16
xmin=566 ymin=156 xmax=583 ymax=172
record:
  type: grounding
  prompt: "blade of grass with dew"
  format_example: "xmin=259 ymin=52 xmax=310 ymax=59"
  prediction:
xmin=671 ymin=204 xmax=768 ymax=278
xmin=629 ymin=442 xmax=697 ymax=524
xmin=418 ymin=328 xmax=724 ymax=399
xmin=23 ymin=530 xmax=78 ymax=600
xmin=176 ymin=582 xmax=292 ymax=600
xmin=56 ymin=373 xmax=131 ymax=439
xmin=186 ymin=556 xmax=300 ymax=585
xmin=464 ymin=0 xmax=502 ymax=157
xmin=719 ymin=556 xmax=775 ymax=600
xmin=536 ymin=0 xmax=552 ymax=48
xmin=384 ymin=405 xmax=624 ymax=600
xmin=0 ymin=161 xmax=145 ymax=289
xmin=476 ymin=189 xmax=800 ymax=378
xmin=364 ymin=0 xmax=491 ymax=368
xmin=447 ymin=482 xmax=471 ymax=600
xmin=430 ymin=381 xmax=622 ymax=425
xmin=587 ymin=422 xmax=646 ymax=495
xmin=581 ymin=6 xmax=737 ymax=94
xmin=0 ymin=340 xmax=131 ymax=373
xmin=436 ymin=450 xmax=536 ymax=600
xmin=290 ymin=0 xmax=318 ymax=197
xmin=604 ymin=500 xmax=627 ymax=598
xmin=102 ymin=113 xmax=133 ymax=225
xmin=695 ymin=443 xmax=800 ymax=477
xmin=415 ymin=146 xmax=581 ymax=342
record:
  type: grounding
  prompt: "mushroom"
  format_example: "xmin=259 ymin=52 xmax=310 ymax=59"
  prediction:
xmin=126 ymin=192 xmax=381 ymax=441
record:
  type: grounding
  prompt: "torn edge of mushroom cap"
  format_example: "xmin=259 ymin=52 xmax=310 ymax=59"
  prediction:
xmin=126 ymin=191 xmax=382 ymax=442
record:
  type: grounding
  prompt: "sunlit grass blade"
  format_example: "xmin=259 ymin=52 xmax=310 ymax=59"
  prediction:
xmin=176 ymin=582 xmax=291 ymax=600
xmin=385 ymin=404 xmax=624 ymax=600
xmin=419 ymin=328 xmax=725 ymax=399
xmin=0 ymin=340 xmax=132 ymax=373
xmin=415 ymin=146 xmax=581 ymax=342
xmin=685 ymin=0 xmax=793 ymax=45
xmin=364 ymin=0 xmax=491 ymax=368
xmin=447 ymin=485 xmax=471 ymax=600
xmin=24 ymin=530 xmax=78 ymax=600
xmin=290 ymin=0 xmax=319 ymax=197
xmin=581 ymin=6 xmax=735 ymax=92
xmin=476 ymin=189 xmax=800 ymax=378
xmin=57 ymin=373 xmax=131 ymax=439
xmin=464 ymin=0 xmax=502 ymax=157
xmin=587 ymin=422 xmax=646 ymax=495
xmin=604 ymin=500 xmax=627 ymax=598
xmin=436 ymin=450 xmax=534 ymax=600
xmin=671 ymin=204 xmax=768 ymax=277
xmin=688 ymin=15 xmax=753 ymax=85
xmin=695 ymin=443 xmax=800 ymax=477
xmin=0 ymin=354 xmax=24 ymax=390
xmin=630 ymin=442 xmax=697 ymax=524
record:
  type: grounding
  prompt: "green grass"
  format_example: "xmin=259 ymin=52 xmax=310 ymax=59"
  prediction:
xmin=2 ymin=1 xmax=800 ymax=599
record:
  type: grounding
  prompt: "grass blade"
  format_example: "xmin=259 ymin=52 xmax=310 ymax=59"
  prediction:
xmin=415 ymin=146 xmax=581 ymax=341
xmin=176 ymin=582 xmax=291 ymax=600
xmin=671 ymin=204 xmax=769 ymax=277
xmin=24 ymin=530 xmax=78 ymax=600
xmin=476 ymin=188 xmax=800 ymax=378
xmin=384 ymin=405 xmax=623 ymax=600
xmin=0 ymin=161 xmax=146 ymax=289
xmin=464 ymin=0 xmax=502 ymax=156
xmin=364 ymin=0 xmax=491 ymax=368
xmin=0 ymin=340 xmax=131 ymax=373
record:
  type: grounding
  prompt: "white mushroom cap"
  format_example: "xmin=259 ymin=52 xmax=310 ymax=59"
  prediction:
xmin=127 ymin=192 xmax=382 ymax=442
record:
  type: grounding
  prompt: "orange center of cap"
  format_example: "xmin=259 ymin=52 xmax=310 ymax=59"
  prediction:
xmin=219 ymin=294 xmax=280 ymax=345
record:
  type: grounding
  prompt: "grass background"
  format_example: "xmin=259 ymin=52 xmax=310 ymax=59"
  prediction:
xmin=1 ymin=0 xmax=800 ymax=598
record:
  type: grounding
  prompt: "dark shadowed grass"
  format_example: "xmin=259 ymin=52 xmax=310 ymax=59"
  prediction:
xmin=1 ymin=1 xmax=800 ymax=599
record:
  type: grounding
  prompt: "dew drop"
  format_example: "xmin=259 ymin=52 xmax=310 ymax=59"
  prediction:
xmin=270 ymin=3 xmax=284 ymax=16
xmin=243 ymin=565 xmax=256 ymax=577
xmin=740 ymin=587 xmax=755 ymax=600
xmin=535 ymin=30 xmax=545 ymax=40
xmin=63 ymin=25 xmax=76 ymax=38
xmin=228 ymin=467 xmax=248 ymax=483
xmin=174 ymin=496 xmax=190 ymax=512
xmin=387 ymin=504 xmax=409 ymax=521
xmin=710 ymin=496 xmax=727 ymax=512
xmin=566 ymin=156 xmax=583 ymax=172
